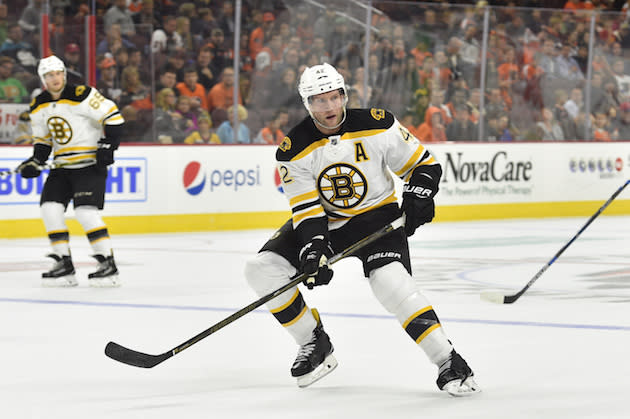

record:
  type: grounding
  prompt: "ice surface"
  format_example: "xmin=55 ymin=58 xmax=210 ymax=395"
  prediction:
xmin=1 ymin=216 xmax=629 ymax=419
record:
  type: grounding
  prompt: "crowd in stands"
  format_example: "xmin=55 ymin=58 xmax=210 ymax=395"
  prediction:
xmin=2 ymin=0 xmax=630 ymax=144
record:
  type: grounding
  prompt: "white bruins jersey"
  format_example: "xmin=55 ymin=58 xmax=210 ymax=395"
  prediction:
xmin=30 ymin=84 xmax=124 ymax=168
xmin=277 ymin=108 xmax=439 ymax=231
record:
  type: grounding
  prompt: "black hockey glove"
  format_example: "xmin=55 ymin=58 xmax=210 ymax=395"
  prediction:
xmin=299 ymin=235 xmax=334 ymax=290
xmin=96 ymin=141 xmax=115 ymax=167
xmin=401 ymin=173 xmax=438 ymax=237
xmin=17 ymin=156 xmax=43 ymax=178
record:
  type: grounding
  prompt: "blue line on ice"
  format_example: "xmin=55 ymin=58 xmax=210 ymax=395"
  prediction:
xmin=2 ymin=297 xmax=629 ymax=331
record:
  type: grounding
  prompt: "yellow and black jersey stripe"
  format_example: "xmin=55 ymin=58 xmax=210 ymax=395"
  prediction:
xmin=30 ymin=84 xmax=92 ymax=113
xmin=289 ymin=189 xmax=325 ymax=226
xmin=277 ymin=108 xmax=395 ymax=163
xmin=396 ymin=147 xmax=439 ymax=182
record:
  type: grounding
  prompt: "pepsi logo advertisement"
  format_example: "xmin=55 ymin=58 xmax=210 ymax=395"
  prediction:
xmin=182 ymin=160 xmax=262 ymax=196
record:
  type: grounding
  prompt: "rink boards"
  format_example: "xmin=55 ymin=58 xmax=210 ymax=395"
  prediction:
xmin=1 ymin=142 xmax=629 ymax=238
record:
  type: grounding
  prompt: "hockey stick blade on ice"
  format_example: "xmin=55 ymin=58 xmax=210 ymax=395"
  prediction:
xmin=481 ymin=179 xmax=630 ymax=304
xmin=105 ymin=216 xmax=405 ymax=368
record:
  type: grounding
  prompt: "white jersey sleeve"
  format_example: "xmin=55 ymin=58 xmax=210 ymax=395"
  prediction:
xmin=383 ymin=117 xmax=439 ymax=183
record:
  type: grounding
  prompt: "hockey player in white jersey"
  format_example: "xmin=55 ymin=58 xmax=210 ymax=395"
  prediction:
xmin=245 ymin=63 xmax=479 ymax=396
xmin=17 ymin=55 xmax=124 ymax=287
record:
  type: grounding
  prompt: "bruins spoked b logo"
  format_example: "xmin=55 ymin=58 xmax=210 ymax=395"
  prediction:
xmin=318 ymin=163 xmax=367 ymax=209
xmin=46 ymin=116 xmax=73 ymax=145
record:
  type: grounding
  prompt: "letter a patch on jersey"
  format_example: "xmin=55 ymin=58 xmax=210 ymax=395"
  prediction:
xmin=354 ymin=141 xmax=369 ymax=162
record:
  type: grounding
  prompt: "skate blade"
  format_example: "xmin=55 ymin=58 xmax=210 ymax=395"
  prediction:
xmin=42 ymin=275 xmax=78 ymax=288
xmin=443 ymin=376 xmax=481 ymax=397
xmin=88 ymin=274 xmax=121 ymax=288
xmin=296 ymin=354 xmax=338 ymax=388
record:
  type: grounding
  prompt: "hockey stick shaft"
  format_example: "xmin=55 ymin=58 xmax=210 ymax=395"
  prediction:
xmin=105 ymin=216 xmax=405 ymax=368
xmin=482 ymin=179 xmax=630 ymax=304
xmin=0 ymin=159 xmax=97 ymax=177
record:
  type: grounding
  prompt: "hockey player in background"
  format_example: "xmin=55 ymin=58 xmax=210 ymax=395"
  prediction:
xmin=244 ymin=63 xmax=479 ymax=396
xmin=17 ymin=55 xmax=124 ymax=288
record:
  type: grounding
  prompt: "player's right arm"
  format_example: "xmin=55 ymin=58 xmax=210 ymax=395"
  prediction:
xmin=17 ymin=96 xmax=52 ymax=178
xmin=276 ymin=134 xmax=333 ymax=288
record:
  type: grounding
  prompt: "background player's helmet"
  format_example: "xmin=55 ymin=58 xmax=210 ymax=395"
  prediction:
xmin=298 ymin=63 xmax=347 ymax=114
xmin=37 ymin=55 xmax=66 ymax=87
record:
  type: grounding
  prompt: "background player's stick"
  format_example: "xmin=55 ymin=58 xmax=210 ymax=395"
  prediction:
xmin=481 ymin=179 xmax=630 ymax=304
xmin=0 ymin=159 xmax=97 ymax=177
xmin=105 ymin=216 xmax=405 ymax=368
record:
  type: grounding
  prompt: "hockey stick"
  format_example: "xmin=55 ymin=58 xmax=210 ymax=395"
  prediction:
xmin=105 ymin=216 xmax=405 ymax=368
xmin=0 ymin=159 xmax=97 ymax=177
xmin=481 ymin=179 xmax=630 ymax=304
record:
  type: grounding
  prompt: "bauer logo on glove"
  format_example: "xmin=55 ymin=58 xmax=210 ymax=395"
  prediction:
xmin=401 ymin=169 xmax=440 ymax=236
xmin=403 ymin=184 xmax=434 ymax=198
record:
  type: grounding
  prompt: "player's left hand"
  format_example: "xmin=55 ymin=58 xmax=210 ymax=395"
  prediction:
xmin=17 ymin=156 xmax=43 ymax=178
xmin=299 ymin=236 xmax=334 ymax=289
xmin=401 ymin=182 xmax=437 ymax=236
xmin=96 ymin=141 xmax=115 ymax=166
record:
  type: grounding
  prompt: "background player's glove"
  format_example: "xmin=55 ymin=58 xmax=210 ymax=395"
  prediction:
xmin=299 ymin=235 xmax=334 ymax=289
xmin=401 ymin=174 xmax=438 ymax=236
xmin=17 ymin=156 xmax=43 ymax=178
xmin=96 ymin=141 xmax=115 ymax=167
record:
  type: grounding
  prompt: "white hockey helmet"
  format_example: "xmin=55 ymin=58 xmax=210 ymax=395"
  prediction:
xmin=298 ymin=63 xmax=347 ymax=113
xmin=37 ymin=55 xmax=66 ymax=87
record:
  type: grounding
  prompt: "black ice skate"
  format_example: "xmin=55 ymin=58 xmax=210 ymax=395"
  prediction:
xmin=88 ymin=254 xmax=120 ymax=287
xmin=436 ymin=349 xmax=480 ymax=396
xmin=290 ymin=309 xmax=338 ymax=388
xmin=42 ymin=254 xmax=77 ymax=287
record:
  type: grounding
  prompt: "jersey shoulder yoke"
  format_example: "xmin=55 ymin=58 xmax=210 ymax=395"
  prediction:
xmin=276 ymin=116 xmax=325 ymax=162
xmin=344 ymin=108 xmax=395 ymax=132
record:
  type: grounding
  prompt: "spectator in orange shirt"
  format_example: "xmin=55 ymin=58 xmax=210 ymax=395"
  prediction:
xmin=176 ymin=65 xmax=208 ymax=110
xmin=249 ymin=11 xmax=275 ymax=62
xmin=446 ymin=88 xmax=469 ymax=119
xmin=254 ymin=108 xmax=289 ymax=145
xmin=434 ymin=50 xmax=453 ymax=90
xmin=259 ymin=33 xmax=286 ymax=72
xmin=416 ymin=106 xmax=447 ymax=143
xmin=119 ymin=66 xmax=152 ymax=111
xmin=564 ymin=0 xmax=581 ymax=10
xmin=497 ymin=48 xmax=520 ymax=83
xmin=427 ymin=89 xmax=452 ymax=125
xmin=207 ymin=67 xmax=242 ymax=113
xmin=592 ymin=111 xmax=612 ymax=141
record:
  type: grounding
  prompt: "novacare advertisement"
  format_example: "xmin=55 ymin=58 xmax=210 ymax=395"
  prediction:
xmin=427 ymin=143 xmax=629 ymax=205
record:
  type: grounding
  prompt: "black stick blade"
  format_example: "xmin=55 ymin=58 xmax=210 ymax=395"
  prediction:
xmin=105 ymin=341 xmax=171 ymax=368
